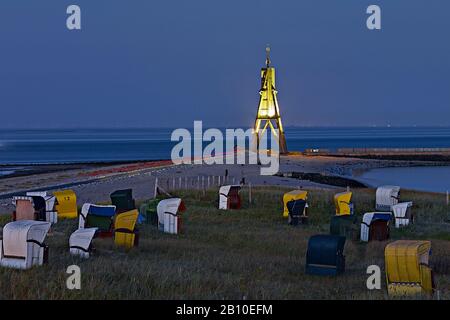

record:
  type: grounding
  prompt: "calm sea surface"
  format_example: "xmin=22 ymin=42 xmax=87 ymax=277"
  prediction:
xmin=1 ymin=127 xmax=450 ymax=165
xmin=356 ymin=166 xmax=450 ymax=193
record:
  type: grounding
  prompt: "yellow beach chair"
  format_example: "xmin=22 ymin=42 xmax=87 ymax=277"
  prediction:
xmin=334 ymin=191 xmax=353 ymax=216
xmin=114 ymin=209 xmax=139 ymax=249
xmin=54 ymin=190 xmax=78 ymax=219
xmin=385 ymin=240 xmax=434 ymax=297
xmin=283 ymin=190 xmax=307 ymax=218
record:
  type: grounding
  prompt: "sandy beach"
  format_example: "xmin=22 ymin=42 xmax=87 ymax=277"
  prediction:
xmin=1 ymin=154 xmax=447 ymax=214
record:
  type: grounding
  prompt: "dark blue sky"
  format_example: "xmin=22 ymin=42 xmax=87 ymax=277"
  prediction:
xmin=0 ymin=0 xmax=449 ymax=128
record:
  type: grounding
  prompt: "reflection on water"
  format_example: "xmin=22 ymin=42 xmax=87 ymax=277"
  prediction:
xmin=356 ymin=166 xmax=450 ymax=193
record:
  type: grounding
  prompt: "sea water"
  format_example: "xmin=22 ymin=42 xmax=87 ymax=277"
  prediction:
xmin=1 ymin=127 xmax=450 ymax=165
xmin=356 ymin=166 xmax=450 ymax=193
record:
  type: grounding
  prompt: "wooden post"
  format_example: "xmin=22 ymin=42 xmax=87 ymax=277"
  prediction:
xmin=154 ymin=177 xmax=158 ymax=198
xmin=218 ymin=175 xmax=221 ymax=186
xmin=172 ymin=177 xmax=176 ymax=190
xmin=202 ymin=176 xmax=205 ymax=196
xmin=347 ymin=186 xmax=350 ymax=192
xmin=197 ymin=176 xmax=200 ymax=190
xmin=212 ymin=176 xmax=215 ymax=185
xmin=179 ymin=177 xmax=182 ymax=189
xmin=232 ymin=177 xmax=235 ymax=184
xmin=207 ymin=176 xmax=210 ymax=189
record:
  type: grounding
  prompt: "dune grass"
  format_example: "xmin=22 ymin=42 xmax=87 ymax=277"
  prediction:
xmin=0 ymin=187 xmax=449 ymax=299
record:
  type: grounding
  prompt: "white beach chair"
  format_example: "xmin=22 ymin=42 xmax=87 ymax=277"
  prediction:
xmin=26 ymin=192 xmax=58 ymax=224
xmin=157 ymin=198 xmax=183 ymax=234
xmin=392 ymin=202 xmax=413 ymax=228
xmin=218 ymin=185 xmax=241 ymax=210
xmin=69 ymin=228 xmax=98 ymax=258
xmin=0 ymin=220 xmax=51 ymax=269
xmin=360 ymin=212 xmax=392 ymax=242
xmin=375 ymin=185 xmax=400 ymax=211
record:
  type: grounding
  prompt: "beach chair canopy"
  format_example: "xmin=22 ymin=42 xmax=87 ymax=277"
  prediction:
xmin=306 ymin=234 xmax=346 ymax=276
xmin=392 ymin=202 xmax=413 ymax=228
xmin=218 ymin=185 xmax=241 ymax=210
xmin=385 ymin=240 xmax=434 ymax=296
xmin=0 ymin=220 xmax=51 ymax=269
xmin=79 ymin=203 xmax=116 ymax=235
xmin=157 ymin=198 xmax=185 ymax=234
xmin=287 ymin=199 xmax=307 ymax=225
xmin=114 ymin=209 xmax=139 ymax=248
xmin=110 ymin=189 xmax=135 ymax=213
xmin=334 ymin=191 xmax=353 ymax=216
xmin=330 ymin=215 xmax=358 ymax=239
xmin=54 ymin=189 xmax=78 ymax=219
xmin=283 ymin=190 xmax=308 ymax=218
xmin=360 ymin=212 xmax=391 ymax=242
xmin=376 ymin=185 xmax=400 ymax=211
xmin=69 ymin=228 xmax=98 ymax=258
xmin=27 ymin=192 xmax=56 ymax=212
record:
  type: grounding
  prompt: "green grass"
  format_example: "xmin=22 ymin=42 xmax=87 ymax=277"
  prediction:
xmin=0 ymin=187 xmax=449 ymax=299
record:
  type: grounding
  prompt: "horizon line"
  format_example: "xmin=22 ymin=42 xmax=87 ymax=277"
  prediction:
xmin=1 ymin=125 xmax=450 ymax=130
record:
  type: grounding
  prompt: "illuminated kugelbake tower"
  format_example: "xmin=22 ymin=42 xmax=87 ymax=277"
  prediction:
xmin=253 ymin=46 xmax=288 ymax=154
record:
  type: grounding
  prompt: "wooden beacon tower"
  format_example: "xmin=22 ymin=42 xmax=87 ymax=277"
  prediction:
xmin=253 ymin=46 xmax=288 ymax=154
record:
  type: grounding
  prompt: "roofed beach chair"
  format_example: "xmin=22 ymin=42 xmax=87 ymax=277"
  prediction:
xmin=157 ymin=198 xmax=186 ymax=234
xmin=79 ymin=204 xmax=116 ymax=237
xmin=385 ymin=240 xmax=435 ymax=297
xmin=26 ymin=192 xmax=58 ymax=224
xmin=330 ymin=215 xmax=358 ymax=240
xmin=54 ymin=189 xmax=78 ymax=219
xmin=283 ymin=190 xmax=308 ymax=218
xmin=114 ymin=209 xmax=139 ymax=248
xmin=287 ymin=199 xmax=308 ymax=225
xmin=306 ymin=235 xmax=346 ymax=276
xmin=69 ymin=228 xmax=98 ymax=258
xmin=110 ymin=189 xmax=136 ymax=213
xmin=392 ymin=202 xmax=414 ymax=228
xmin=0 ymin=220 xmax=51 ymax=269
xmin=219 ymin=185 xmax=242 ymax=210
xmin=360 ymin=212 xmax=391 ymax=242
xmin=140 ymin=197 xmax=164 ymax=225
xmin=334 ymin=191 xmax=353 ymax=216
xmin=376 ymin=185 xmax=400 ymax=211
